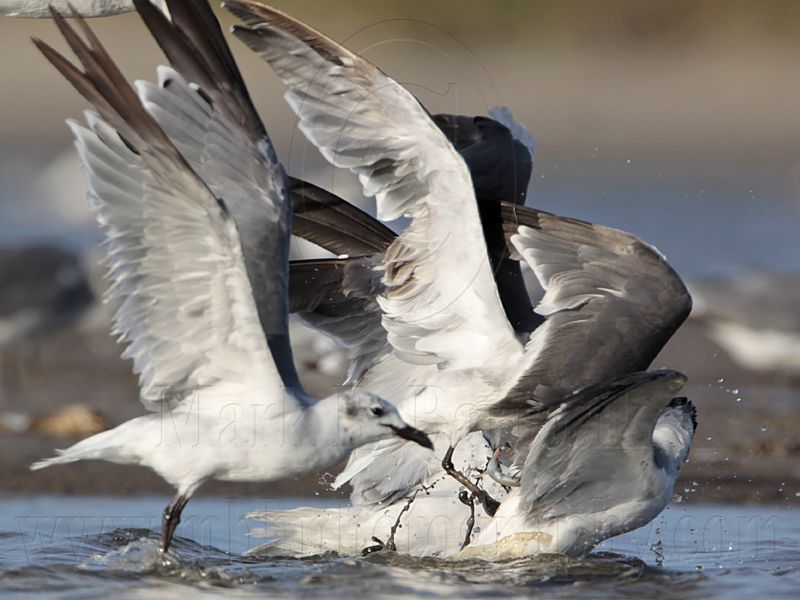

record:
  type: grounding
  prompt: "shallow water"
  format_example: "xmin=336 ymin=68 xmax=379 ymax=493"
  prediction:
xmin=1 ymin=496 xmax=798 ymax=598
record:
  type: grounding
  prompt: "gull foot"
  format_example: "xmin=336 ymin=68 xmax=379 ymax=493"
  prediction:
xmin=361 ymin=535 xmax=395 ymax=556
xmin=476 ymin=490 xmax=501 ymax=517
xmin=459 ymin=491 xmax=476 ymax=550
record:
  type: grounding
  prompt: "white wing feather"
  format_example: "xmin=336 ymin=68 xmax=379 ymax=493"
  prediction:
xmin=227 ymin=0 xmax=522 ymax=373
xmin=71 ymin=111 xmax=283 ymax=410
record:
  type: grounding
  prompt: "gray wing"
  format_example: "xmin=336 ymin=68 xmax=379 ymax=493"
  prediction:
xmin=495 ymin=206 xmax=692 ymax=412
xmin=520 ymin=369 xmax=686 ymax=520
xmin=287 ymin=178 xmax=543 ymax=338
xmin=34 ymin=9 xmax=287 ymax=409
xmin=227 ymin=0 xmax=523 ymax=374
xmin=290 ymin=177 xmax=395 ymax=256
xmin=132 ymin=0 xmax=304 ymax=391
xmin=289 ymin=258 xmax=389 ymax=383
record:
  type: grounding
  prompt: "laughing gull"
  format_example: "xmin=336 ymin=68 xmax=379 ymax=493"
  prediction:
xmin=468 ymin=370 xmax=695 ymax=558
xmin=248 ymin=369 xmax=696 ymax=558
xmin=287 ymin=198 xmax=693 ymax=511
xmin=285 ymin=105 xmax=541 ymax=380
xmin=29 ymin=2 xmax=431 ymax=554
xmin=225 ymin=0 xmax=692 ymax=516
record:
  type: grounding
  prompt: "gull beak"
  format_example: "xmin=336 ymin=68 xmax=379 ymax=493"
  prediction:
xmin=390 ymin=425 xmax=433 ymax=449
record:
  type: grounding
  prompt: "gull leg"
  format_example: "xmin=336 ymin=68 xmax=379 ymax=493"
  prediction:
xmin=160 ymin=494 xmax=189 ymax=553
xmin=442 ymin=446 xmax=500 ymax=517
xmin=458 ymin=491 xmax=476 ymax=550
xmin=361 ymin=486 xmax=424 ymax=556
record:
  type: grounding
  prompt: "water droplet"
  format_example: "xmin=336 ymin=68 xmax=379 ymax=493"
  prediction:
xmin=731 ymin=388 xmax=739 ymax=394
xmin=717 ymin=378 xmax=724 ymax=383
xmin=626 ymin=159 xmax=631 ymax=164
xmin=736 ymin=398 xmax=741 ymax=402
xmin=761 ymin=426 xmax=768 ymax=432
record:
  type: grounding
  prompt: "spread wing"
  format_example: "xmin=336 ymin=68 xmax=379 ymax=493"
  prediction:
xmin=34 ymin=9 xmax=292 ymax=410
xmin=289 ymin=177 xmax=394 ymax=256
xmin=289 ymin=257 xmax=389 ymax=383
xmin=495 ymin=206 xmax=692 ymax=412
xmin=131 ymin=0 xmax=303 ymax=390
xmin=226 ymin=0 xmax=523 ymax=373
xmin=431 ymin=107 xmax=534 ymax=205
xmin=520 ymin=370 xmax=686 ymax=520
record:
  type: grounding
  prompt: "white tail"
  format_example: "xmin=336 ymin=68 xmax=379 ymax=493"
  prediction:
xmin=30 ymin=426 xmax=124 ymax=471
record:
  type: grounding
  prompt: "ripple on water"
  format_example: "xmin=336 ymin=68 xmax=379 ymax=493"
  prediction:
xmin=1 ymin=499 xmax=799 ymax=599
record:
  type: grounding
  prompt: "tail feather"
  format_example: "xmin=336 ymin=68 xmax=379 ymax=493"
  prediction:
xmin=246 ymin=505 xmax=368 ymax=556
xmin=30 ymin=449 xmax=76 ymax=471
xmin=29 ymin=426 xmax=124 ymax=471
xmin=247 ymin=476 xmax=498 ymax=558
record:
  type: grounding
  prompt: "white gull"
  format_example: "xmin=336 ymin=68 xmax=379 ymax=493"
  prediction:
xmin=250 ymin=369 xmax=696 ymax=559
xmin=29 ymin=2 xmax=431 ymax=554
xmin=225 ymin=0 xmax=693 ymax=516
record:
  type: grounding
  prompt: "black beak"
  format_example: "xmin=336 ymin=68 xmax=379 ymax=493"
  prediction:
xmin=390 ymin=425 xmax=433 ymax=449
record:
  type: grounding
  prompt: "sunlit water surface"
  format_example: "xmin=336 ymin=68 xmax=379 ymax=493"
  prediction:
xmin=1 ymin=496 xmax=798 ymax=598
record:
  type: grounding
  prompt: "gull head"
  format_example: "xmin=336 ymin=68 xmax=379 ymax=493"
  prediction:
xmin=341 ymin=388 xmax=433 ymax=449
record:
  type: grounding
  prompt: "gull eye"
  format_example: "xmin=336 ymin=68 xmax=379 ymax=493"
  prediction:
xmin=370 ymin=407 xmax=385 ymax=417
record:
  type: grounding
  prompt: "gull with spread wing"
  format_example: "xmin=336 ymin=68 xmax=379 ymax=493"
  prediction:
xmin=250 ymin=368 xmax=695 ymax=558
xmin=29 ymin=1 xmax=431 ymax=554
xmin=224 ymin=0 xmax=693 ymax=517
xmin=466 ymin=369 xmax=695 ymax=558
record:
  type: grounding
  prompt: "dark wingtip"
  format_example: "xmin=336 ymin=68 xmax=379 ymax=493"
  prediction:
xmin=667 ymin=396 xmax=698 ymax=431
